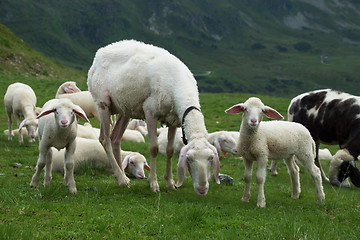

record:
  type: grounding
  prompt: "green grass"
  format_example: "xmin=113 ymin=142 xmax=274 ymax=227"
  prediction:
xmin=1 ymin=71 xmax=360 ymax=239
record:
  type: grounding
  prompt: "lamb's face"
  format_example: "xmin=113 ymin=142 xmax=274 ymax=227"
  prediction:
xmin=54 ymin=103 xmax=76 ymax=128
xmin=123 ymin=154 xmax=150 ymax=179
xmin=242 ymin=98 xmax=265 ymax=128
xmin=219 ymin=133 xmax=238 ymax=155
xmin=24 ymin=119 xmax=38 ymax=143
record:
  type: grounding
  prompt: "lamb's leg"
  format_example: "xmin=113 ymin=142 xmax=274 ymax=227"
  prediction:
xmin=110 ymin=115 xmax=130 ymax=169
xmin=6 ymin=111 xmax=12 ymax=141
xmin=164 ymin=126 xmax=176 ymax=189
xmin=43 ymin=149 xmax=53 ymax=187
xmin=64 ymin=142 xmax=77 ymax=194
xmin=269 ymin=160 xmax=278 ymax=176
xmin=241 ymin=158 xmax=253 ymax=203
xmin=30 ymin=145 xmax=49 ymax=188
xmin=97 ymin=98 xmax=130 ymax=187
xmin=284 ymin=156 xmax=300 ymax=199
xmin=145 ymin=110 xmax=160 ymax=192
xmin=15 ymin=114 xmax=23 ymax=143
xmin=315 ymin=141 xmax=329 ymax=183
xmin=256 ymin=159 xmax=267 ymax=208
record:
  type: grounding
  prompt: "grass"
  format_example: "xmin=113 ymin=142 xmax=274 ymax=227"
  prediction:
xmin=1 ymin=72 xmax=360 ymax=239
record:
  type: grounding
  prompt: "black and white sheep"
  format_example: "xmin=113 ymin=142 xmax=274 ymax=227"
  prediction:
xmin=288 ymin=89 xmax=360 ymax=187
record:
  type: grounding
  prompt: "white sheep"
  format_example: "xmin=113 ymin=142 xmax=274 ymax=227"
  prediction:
xmin=87 ymin=40 xmax=220 ymax=195
xmin=91 ymin=127 xmax=145 ymax=143
xmin=55 ymin=81 xmax=100 ymax=121
xmin=158 ymin=127 xmax=238 ymax=158
xmin=30 ymin=98 xmax=89 ymax=194
xmin=127 ymin=119 xmax=148 ymax=136
xmin=76 ymin=122 xmax=98 ymax=140
xmin=51 ymin=137 xmax=150 ymax=179
xmin=4 ymin=82 xmax=38 ymax=143
xmin=225 ymin=97 xmax=325 ymax=208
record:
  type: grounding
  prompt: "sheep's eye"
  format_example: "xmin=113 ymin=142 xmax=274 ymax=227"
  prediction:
xmin=130 ymin=161 xmax=135 ymax=165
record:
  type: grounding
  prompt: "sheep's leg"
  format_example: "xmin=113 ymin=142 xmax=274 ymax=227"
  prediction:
xmin=15 ymin=114 xmax=23 ymax=143
xmin=97 ymin=100 xmax=130 ymax=187
xmin=145 ymin=110 xmax=160 ymax=192
xmin=256 ymin=159 xmax=267 ymax=208
xmin=315 ymin=141 xmax=329 ymax=183
xmin=269 ymin=160 xmax=278 ymax=176
xmin=30 ymin=145 xmax=50 ymax=188
xmin=241 ymin=158 xmax=253 ymax=203
xmin=64 ymin=143 xmax=77 ymax=194
xmin=110 ymin=115 xmax=130 ymax=168
xmin=6 ymin=111 xmax=12 ymax=141
xmin=284 ymin=156 xmax=300 ymax=199
xmin=43 ymin=149 xmax=53 ymax=187
xmin=298 ymin=155 xmax=325 ymax=202
xmin=164 ymin=126 xmax=176 ymax=189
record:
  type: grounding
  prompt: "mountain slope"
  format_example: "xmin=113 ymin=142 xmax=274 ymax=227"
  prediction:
xmin=1 ymin=0 xmax=360 ymax=96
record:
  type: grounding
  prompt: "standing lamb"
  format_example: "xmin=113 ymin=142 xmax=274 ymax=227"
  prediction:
xmin=56 ymin=81 xmax=100 ymax=121
xmin=30 ymin=98 xmax=89 ymax=194
xmin=4 ymin=82 xmax=38 ymax=143
xmin=225 ymin=97 xmax=325 ymax=208
xmin=87 ymin=40 xmax=220 ymax=196
xmin=288 ymin=89 xmax=360 ymax=187
xmin=51 ymin=137 xmax=150 ymax=179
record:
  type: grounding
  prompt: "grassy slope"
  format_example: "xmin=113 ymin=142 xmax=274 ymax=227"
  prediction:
xmin=1 ymin=24 xmax=360 ymax=239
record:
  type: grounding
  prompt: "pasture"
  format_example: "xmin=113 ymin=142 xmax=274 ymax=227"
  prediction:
xmin=0 ymin=73 xmax=359 ymax=239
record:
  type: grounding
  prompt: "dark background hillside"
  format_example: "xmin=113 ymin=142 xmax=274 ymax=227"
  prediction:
xmin=1 ymin=0 xmax=360 ymax=96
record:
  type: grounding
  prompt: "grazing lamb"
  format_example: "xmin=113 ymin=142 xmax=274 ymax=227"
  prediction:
xmin=288 ymin=89 xmax=360 ymax=187
xmin=51 ymin=137 xmax=150 ymax=179
xmin=127 ymin=119 xmax=148 ymax=136
xmin=158 ymin=127 xmax=238 ymax=158
xmin=56 ymin=81 xmax=100 ymax=121
xmin=30 ymin=98 xmax=89 ymax=194
xmin=225 ymin=97 xmax=325 ymax=208
xmin=87 ymin=40 xmax=220 ymax=196
xmin=269 ymin=148 xmax=333 ymax=176
xmin=4 ymin=82 xmax=38 ymax=143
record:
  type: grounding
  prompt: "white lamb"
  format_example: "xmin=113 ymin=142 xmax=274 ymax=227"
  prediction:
xmin=158 ymin=128 xmax=238 ymax=158
xmin=87 ymin=40 xmax=220 ymax=196
xmin=91 ymin=127 xmax=145 ymax=143
xmin=4 ymin=82 xmax=38 ymax=143
xmin=225 ymin=97 xmax=325 ymax=208
xmin=30 ymin=98 xmax=89 ymax=194
xmin=51 ymin=137 xmax=150 ymax=179
xmin=55 ymin=81 xmax=100 ymax=121
xmin=127 ymin=119 xmax=148 ymax=136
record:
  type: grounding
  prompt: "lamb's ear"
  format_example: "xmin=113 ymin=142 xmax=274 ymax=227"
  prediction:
xmin=144 ymin=160 xmax=150 ymax=171
xmin=36 ymin=107 xmax=56 ymax=119
xmin=122 ymin=155 xmax=131 ymax=170
xmin=176 ymin=145 xmax=189 ymax=188
xmin=213 ymin=139 xmax=221 ymax=158
xmin=73 ymin=105 xmax=90 ymax=122
xmin=225 ymin=104 xmax=245 ymax=114
xmin=263 ymin=106 xmax=284 ymax=120
xmin=209 ymin=144 xmax=220 ymax=184
xmin=18 ymin=119 xmax=27 ymax=130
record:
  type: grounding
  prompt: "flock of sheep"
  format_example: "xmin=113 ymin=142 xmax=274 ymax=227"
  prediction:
xmin=3 ymin=39 xmax=360 ymax=208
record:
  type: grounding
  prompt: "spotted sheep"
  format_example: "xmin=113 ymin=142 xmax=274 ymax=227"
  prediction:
xmin=288 ymin=89 xmax=360 ymax=187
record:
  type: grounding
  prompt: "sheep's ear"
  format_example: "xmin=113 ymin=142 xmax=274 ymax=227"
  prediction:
xmin=36 ymin=108 xmax=56 ymax=119
xmin=35 ymin=107 xmax=42 ymax=116
xmin=122 ymin=155 xmax=130 ymax=170
xmin=64 ymin=85 xmax=81 ymax=93
xmin=225 ymin=104 xmax=245 ymax=114
xmin=209 ymin=144 xmax=220 ymax=184
xmin=213 ymin=139 xmax=221 ymax=158
xmin=18 ymin=119 xmax=27 ymax=130
xmin=176 ymin=145 xmax=189 ymax=188
xmin=144 ymin=161 xmax=150 ymax=171
xmin=73 ymin=105 xmax=90 ymax=122
xmin=263 ymin=106 xmax=284 ymax=120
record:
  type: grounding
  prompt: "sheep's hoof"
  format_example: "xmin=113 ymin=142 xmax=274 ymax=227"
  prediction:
xmin=241 ymin=197 xmax=250 ymax=203
xmin=166 ymin=179 xmax=176 ymax=189
xmin=69 ymin=187 xmax=77 ymax=194
xmin=257 ymin=202 xmax=266 ymax=208
xmin=270 ymin=171 xmax=278 ymax=176
xmin=149 ymin=181 xmax=160 ymax=192
xmin=291 ymin=194 xmax=300 ymax=199
xmin=118 ymin=177 xmax=131 ymax=188
xmin=30 ymin=182 xmax=38 ymax=188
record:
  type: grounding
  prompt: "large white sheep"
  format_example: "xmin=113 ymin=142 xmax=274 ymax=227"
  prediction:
xmin=51 ymin=137 xmax=150 ymax=179
xmin=225 ymin=97 xmax=325 ymax=208
xmin=87 ymin=40 xmax=220 ymax=196
xmin=4 ymin=82 xmax=38 ymax=143
xmin=30 ymin=98 xmax=89 ymax=194
xmin=55 ymin=81 xmax=100 ymax=121
xmin=158 ymin=127 xmax=237 ymax=158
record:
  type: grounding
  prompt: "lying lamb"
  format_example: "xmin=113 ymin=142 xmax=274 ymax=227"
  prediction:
xmin=51 ymin=137 xmax=150 ymax=179
xmin=4 ymin=82 xmax=38 ymax=143
xmin=127 ymin=119 xmax=148 ymax=136
xmin=30 ymin=98 xmax=89 ymax=194
xmin=225 ymin=97 xmax=325 ymax=208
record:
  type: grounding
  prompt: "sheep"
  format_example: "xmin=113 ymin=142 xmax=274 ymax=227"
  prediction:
xmin=269 ymin=148 xmax=333 ymax=176
xmin=87 ymin=39 xmax=220 ymax=195
xmin=51 ymin=137 xmax=150 ymax=179
xmin=76 ymin=122 xmax=98 ymax=140
xmin=4 ymin=82 xmax=38 ymax=143
xmin=127 ymin=119 xmax=148 ymax=136
xmin=29 ymin=98 xmax=89 ymax=194
xmin=55 ymin=81 xmax=100 ymax=121
xmin=225 ymin=97 xmax=325 ymax=208
xmin=91 ymin=127 xmax=145 ymax=143
xmin=158 ymin=127 xmax=238 ymax=158
xmin=288 ymin=89 xmax=360 ymax=187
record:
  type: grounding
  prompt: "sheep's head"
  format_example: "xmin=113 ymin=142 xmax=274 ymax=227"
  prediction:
xmin=218 ymin=132 xmax=238 ymax=155
xmin=19 ymin=118 xmax=38 ymax=143
xmin=57 ymin=81 xmax=81 ymax=95
xmin=176 ymin=138 xmax=220 ymax=196
xmin=225 ymin=97 xmax=283 ymax=129
xmin=37 ymin=99 xmax=89 ymax=128
xmin=329 ymin=149 xmax=360 ymax=187
xmin=122 ymin=153 xmax=150 ymax=179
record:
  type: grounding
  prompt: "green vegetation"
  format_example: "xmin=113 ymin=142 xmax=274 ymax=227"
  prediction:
xmin=1 ymin=23 xmax=360 ymax=239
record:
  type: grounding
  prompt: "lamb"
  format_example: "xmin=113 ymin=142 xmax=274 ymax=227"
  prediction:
xmin=288 ymin=89 xmax=360 ymax=187
xmin=127 ymin=119 xmax=148 ymax=136
xmin=87 ymin=39 xmax=220 ymax=196
xmin=30 ymin=98 xmax=89 ymax=194
xmin=4 ymin=82 xmax=38 ymax=143
xmin=158 ymin=127 xmax=238 ymax=158
xmin=55 ymin=81 xmax=100 ymax=121
xmin=225 ymin=97 xmax=325 ymax=208
xmin=51 ymin=137 xmax=150 ymax=179
xmin=91 ymin=127 xmax=145 ymax=143
xmin=269 ymin=148 xmax=333 ymax=176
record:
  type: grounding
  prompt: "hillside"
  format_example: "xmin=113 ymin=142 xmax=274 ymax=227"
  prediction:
xmin=1 ymin=0 xmax=360 ymax=96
